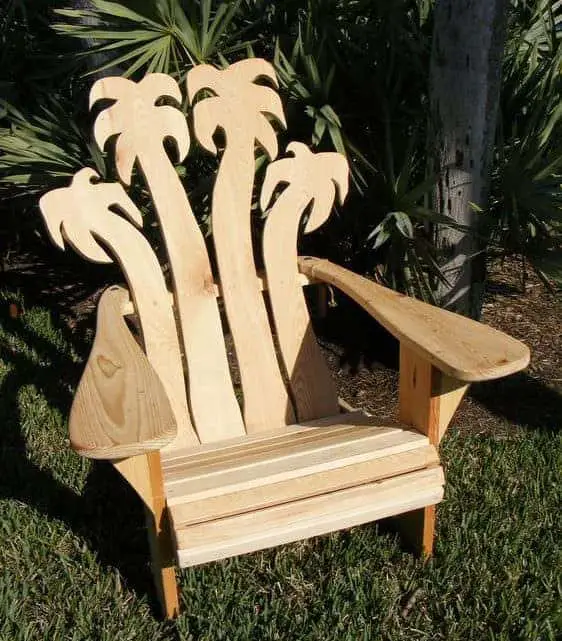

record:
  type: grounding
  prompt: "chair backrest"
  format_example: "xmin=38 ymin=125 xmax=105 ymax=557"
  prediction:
xmin=39 ymin=59 xmax=349 ymax=455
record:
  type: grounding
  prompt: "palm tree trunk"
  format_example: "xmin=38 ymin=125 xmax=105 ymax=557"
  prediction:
xmin=263 ymin=189 xmax=339 ymax=422
xmin=212 ymin=142 xmax=294 ymax=432
xmin=430 ymin=0 xmax=508 ymax=318
xmin=95 ymin=215 xmax=198 ymax=448
xmin=138 ymin=144 xmax=244 ymax=442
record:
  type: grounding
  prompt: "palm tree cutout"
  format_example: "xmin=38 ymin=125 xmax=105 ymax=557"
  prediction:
xmin=40 ymin=167 xmax=146 ymax=265
xmin=90 ymin=73 xmax=244 ymax=440
xmin=39 ymin=167 xmax=198 ymax=447
xmin=261 ymin=142 xmax=349 ymax=421
xmin=186 ymin=58 xmax=294 ymax=431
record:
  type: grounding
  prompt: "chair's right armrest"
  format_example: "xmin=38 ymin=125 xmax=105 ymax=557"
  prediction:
xmin=298 ymin=256 xmax=530 ymax=382
xmin=69 ymin=285 xmax=177 ymax=459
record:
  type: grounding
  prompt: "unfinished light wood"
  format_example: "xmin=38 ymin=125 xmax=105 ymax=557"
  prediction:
xmin=37 ymin=60 xmax=534 ymax=621
xmin=39 ymin=168 xmax=196 ymax=447
xmin=396 ymin=345 xmax=468 ymax=556
xmin=160 ymin=411 xmax=366 ymax=465
xmin=120 ymin=272 xmax=313 ymax=315
xmin=176 ymin=466 xmax=445 ymax=567
xmin=298 ymin=256 xmax=531 ymax=382
xmin=91 ymin=74 xmax=244 ymax=447
xmin=398 ymin=344 xmax=468 ymax=443
xmin=162 ymin=416 xmax=438 ymax=526
xmin=261 ymin=142 xmax=348 ymax=421
xmin=113 ymin=452 xmax=179 ymax=618
xmin=69 ymin=286 xmax=176 ymax=458
xmin=163 ymin=417 xmax=422 ymax=491
xmin=187 ymin=59 xmax=295 ymax=432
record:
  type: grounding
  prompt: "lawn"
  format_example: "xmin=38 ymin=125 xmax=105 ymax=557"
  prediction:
xmin=0 ymin=280 xmax=560 ymax=640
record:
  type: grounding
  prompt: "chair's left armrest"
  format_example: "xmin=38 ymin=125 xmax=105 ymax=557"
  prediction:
xmin=299 ymin=256 xmax=530 ymax=383
xmin=70 ymin=285 xmax=177 ymax=459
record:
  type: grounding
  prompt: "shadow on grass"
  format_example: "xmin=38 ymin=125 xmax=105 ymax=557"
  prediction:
xmin=470 ymin=372 xmax=562 ymax=434
xmin=2 ymin=263 xmax=559 ymax=625
xmin=0 ymin=287 xmax=165 ymax=617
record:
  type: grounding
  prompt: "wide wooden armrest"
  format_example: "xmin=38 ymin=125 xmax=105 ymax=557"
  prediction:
xmin=298 ymin=256 xmax=530 ymax=382
xmin=69 ymin=285 xmax=177 ymax=459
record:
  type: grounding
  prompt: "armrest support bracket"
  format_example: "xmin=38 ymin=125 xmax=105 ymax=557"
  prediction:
xmin=399 ymin=345 xmax=468 ymax=444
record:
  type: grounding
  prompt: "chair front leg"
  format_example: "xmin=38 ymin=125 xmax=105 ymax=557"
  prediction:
xmin=113 ymin=452 xmax=179 ymax=618
xmin=395 ymin=344 xmax=469 ymax=556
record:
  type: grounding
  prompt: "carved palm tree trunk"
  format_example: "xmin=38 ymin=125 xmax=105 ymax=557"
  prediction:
xmin=136 ymin=141 xmax=244 ymax=439
xmin=213 ymin=138 xmax=294 ymax=430
xmin=430 ymin=0 xmax=508 ymax=318
xmin=92 ymin=216 xmax=174 ymax=358
xmin=263 ymin=188 xmax=339 ymax=421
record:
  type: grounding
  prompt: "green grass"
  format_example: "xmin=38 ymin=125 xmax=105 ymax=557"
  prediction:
xmin=0 ymin=291 xmax=560 ymax=640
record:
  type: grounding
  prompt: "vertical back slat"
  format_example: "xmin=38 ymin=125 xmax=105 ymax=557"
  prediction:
xmin=261 ymin=143 xmax=349 ymax=421
xmin=90 ymin=74 xmax=245 ymax=446
xmin=188 ymin=60 xmax=296 ymax=433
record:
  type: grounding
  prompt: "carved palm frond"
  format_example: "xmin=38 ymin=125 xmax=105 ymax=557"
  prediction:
xmin=186 ymin=59 xmax=286 ymax=160
xmin=39 ymin=167 xmax=144 ymax=263
xmin=261 ymin=142 xmax=349 ymax=232
xmin=90 ymin=73 xmax=190 ymax=185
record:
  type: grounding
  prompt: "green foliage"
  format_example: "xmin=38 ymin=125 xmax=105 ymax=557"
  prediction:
xmin=52 ymin=0 xmax=250 ymax=77
xmin=492 ymin=0 xmax=562 ymax=288
xmin=0 ymin=0 xmax=560 ymax=296
xmin=0 ymin=99 xmax=106 ymax=201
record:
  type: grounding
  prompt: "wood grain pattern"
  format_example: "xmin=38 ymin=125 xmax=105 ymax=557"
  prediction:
xmin=121 ymin=272 xmax=313 ymax=314
xmin=164 ymin=422 xmax=422 ymax=491
xmin=397 ymin=345 xmax=468 ymax=556
xmin=298 ymin=257 xmax=531 ymax=382
xmin=69 ymin=286 xmax=176 ymax=458
xmin=261 ymin=143 xmax=348 ymax=421
xmin=39 ymin=63 xmax=533 ymax=615
xmin=436 ymin=375 xmax=469 ymax=442
xmin=398 ymin=345 xmax=468 ymax=443
xmin=39 ymin=168 xmax=197 ymax=447
xmin=90 ymin=74 xmax=244 ymax=447
xmin=187 ymin=59 xmax=294 ymax=432
xmin=175 ymin=466 xmax=445 ymax=567
xmin=164 ymin=419 xmax=437 ymax=526
xmin=169 ymin=447 xmax=438 ymax=527
xmin=113 ymin=452 xmax=179 ymax=618
xmin=160 ymin=412 xmax=368 ymax=470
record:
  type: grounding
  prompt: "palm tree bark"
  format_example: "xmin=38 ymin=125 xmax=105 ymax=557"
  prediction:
xmin=430 ymin=0 xmax=508 ymax=318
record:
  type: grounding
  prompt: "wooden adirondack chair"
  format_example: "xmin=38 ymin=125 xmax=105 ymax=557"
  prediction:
xmin=38 ymin=59 xmax=530 ymax=619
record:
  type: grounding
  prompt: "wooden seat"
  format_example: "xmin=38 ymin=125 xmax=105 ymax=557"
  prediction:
xmin=37 ymin=58 xmax=530 ymax=619
xmin=162 ymin=413 xmax=438 ymax=526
